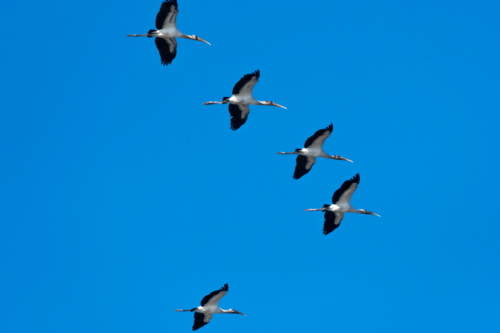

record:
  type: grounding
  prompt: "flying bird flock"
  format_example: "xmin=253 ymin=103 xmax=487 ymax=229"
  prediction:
xmin=127 ymin=0 xmax=380 ymax=330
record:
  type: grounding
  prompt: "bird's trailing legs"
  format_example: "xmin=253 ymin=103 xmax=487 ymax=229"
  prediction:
xmin=202 ymin=101 xmax=224 ymax=105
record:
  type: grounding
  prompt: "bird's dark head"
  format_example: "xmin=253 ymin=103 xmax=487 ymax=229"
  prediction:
xmin=358 ymin=209 xmax=380 ymax=217
xmin=227 ymin=309 xmax=246 ymax=316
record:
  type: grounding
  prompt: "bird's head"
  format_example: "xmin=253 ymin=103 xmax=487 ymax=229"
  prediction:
xmin=330 ymin=155 xmax=353 ymax=163
xmin=358 ymin=209 xmax=380 ymax=217
xmin=227 ymin=309 xmax=246 ymax=316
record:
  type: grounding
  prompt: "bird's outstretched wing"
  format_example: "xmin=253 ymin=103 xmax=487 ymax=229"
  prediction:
xmin=229 ymin=104 xmax=250 ymax=130
xmin=193 ymin=312 xmax=211 ymax=331
xmin=155 ymin=37 xmax=177 ymax=66
xmin=293 ymin=155 xmax=316 ymax=179
xmin=323 ymin=211 xmax=344 ymax=235
xmin=332 ymin=173 xmax=360 ymax=204
xmin=200 ymin=284 xmax=229 ymax=307
xmin=232 ymin=70 xmax=260 ymax=96
xmin=156 ymin=0 xmax=179 ymax=30
xmin=304 ymin=123 xmax=333 ymax=149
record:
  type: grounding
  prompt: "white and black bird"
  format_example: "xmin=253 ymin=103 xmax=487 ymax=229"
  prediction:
xmin=277 ymin=124 xmax=353 ymax=179
xmin=175 ymin=284 xmax=246 ymax=331
xmin=304 ymin=174 xmax=380 ymax=235
xmin=203 ymin=70 xmax=287 ymax=130
xmin=127 ymin=0 xmax=210 ymax=66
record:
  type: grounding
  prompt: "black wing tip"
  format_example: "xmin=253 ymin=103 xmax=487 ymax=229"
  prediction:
xmin=222 ymin=283 xmax=229 ymax=291
xmin=230 ymin=123 xmax=241 ymax=130
xmin=242 ymin=70 xmax=259 ymax=79
xmin=326 ymin=123 xmax=333 ymax=132
xmin=323 ymin=229 xmax=333 ymax=235
xmin=293 ymin=169 xmax=308 ymax=179
xmin=351 ymin=173 xmax=360 ymax=184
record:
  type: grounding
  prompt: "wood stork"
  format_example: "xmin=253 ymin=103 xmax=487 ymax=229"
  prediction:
xmin=127 ymin=0 xmax=210 ymax=66
xmin=277 ymin=124 xmax=353 ymax=179
xmin=202 ymin=70 xmax=287 ymax=130
xmin=304 ymin=174 xmax=380 ymax=235
xmin=175 ymin=284 xmax=246 ymax=331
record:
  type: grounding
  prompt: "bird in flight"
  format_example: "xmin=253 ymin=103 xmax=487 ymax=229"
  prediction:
xmin=127 ymin=0 xmax=210 ymax=66
xmin=304 ymin=174 xmax=379 ymax=235
xmin=175 ymin=284 xmax=246 ymax=330
xmin=203 ymin=70 xmax=287 ymax=130
xmin=277 ymin=124 xmax=352 ymax=179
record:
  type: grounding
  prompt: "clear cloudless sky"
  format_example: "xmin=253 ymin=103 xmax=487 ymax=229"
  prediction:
xmin=1 ymin=0 xmax=499 ymax=332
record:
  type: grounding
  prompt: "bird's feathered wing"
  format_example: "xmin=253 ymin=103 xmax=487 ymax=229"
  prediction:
xmin=228 ymin=104 xmax=250 ymax=130
xmin=304 ymin=123 xmax=333 ymax=149
xmin=155 ymin=37 xmax=177 ymax=65
xmin=156 ymin=0 xmax=179 ymax=30
xmin=192 ymin=312 xmax=211 ymax=331
xmin=323 ymin=211 xmax=344 ymax=235
xmin=200 ymin=284 xmax=228 ymax=307
xmin=293 ymin=155 xmax=316 ymax=179
xmin=232 ymin=70 xmax=260 ymax=95
xmin=332 ymin=173 xmax=360 ymax=204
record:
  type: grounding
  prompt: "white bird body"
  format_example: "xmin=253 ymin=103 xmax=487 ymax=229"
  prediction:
xmin=157 ymin=26 xmax=183 ymax=37
xmin=197 ymin=305 xmax=221 ymax=314
xmin=227 ymin=94 xmax=259 ymax=105
xmin=298 ymin=147 xmax=330 ymax=158
xmin=324 ymin=203 xmax=356 ymax=213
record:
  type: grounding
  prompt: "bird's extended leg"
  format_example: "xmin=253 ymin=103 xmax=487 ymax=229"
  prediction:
xmin=276 ymin=151 xmax=298 ymax=155
xmin=127 ymin=34 xmax=149 ymax=37
xmin=175 ymin=309 xmax=196 ymax=312
xmin=202 ymin=101 xmax=223 ymax=105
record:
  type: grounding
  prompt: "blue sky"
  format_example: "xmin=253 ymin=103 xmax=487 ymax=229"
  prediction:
xmin=1 ymin=0 xmax=499 ymax=332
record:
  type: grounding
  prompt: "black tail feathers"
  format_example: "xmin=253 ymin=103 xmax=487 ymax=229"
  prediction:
xmin=147 ymin=29 xmax=157 ymax=38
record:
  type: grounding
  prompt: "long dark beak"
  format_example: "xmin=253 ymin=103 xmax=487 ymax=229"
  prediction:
xmin=195 ymin=36 xmax=211 ymax=45
xmin=234 ymin=310 xmax=246 ymax=316
xmin=272 ymin=102 xmax=287 ymax=109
